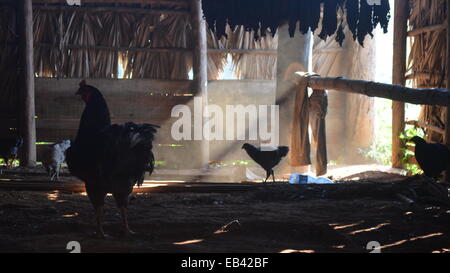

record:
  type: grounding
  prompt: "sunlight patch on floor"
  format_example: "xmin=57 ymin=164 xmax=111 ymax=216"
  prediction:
xmin=279 ymin=249 xmax=315 ymax=253
xmin=381 ymin=232 xmax=444 ymax=250
xmin=327 ymin=164 xmax=406 ymax=180
xmin=348 ymin=223 xmax=390 ymax=235
xmin=173 ymin=239 xmax=204 ymax=245
xmin=330 ymin=221 xmax=364 ymax=230
xmin=62 ymin=212 xmax=79 ymax=218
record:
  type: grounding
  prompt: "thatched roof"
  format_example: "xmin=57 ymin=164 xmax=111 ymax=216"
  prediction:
xmin=202 ymin=0 xmax=391 ymax=46
xmin=407 ymin=0 xmax=447 ymax=142
xmin=0 ymin=0 xmax=279 ymax=122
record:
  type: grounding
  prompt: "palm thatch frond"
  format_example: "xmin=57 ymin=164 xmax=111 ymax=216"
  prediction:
xmin=208 ymin=24 xmax=278 ymax=80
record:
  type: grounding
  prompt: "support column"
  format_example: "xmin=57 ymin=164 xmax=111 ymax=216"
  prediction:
xmin=191 ymin=0 xmax=209 ymax=169
xmin=17 ymin=0 xmax=36 ymax=167
xmin=275 ymin=24 xmax=313 ymax=173
xmin=392 ymin=0 xmax=409 ymax=169
xmin=445 ymin=0 xmax=450 ymax=182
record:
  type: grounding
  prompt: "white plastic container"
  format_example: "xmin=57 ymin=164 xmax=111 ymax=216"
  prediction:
xmin=289 ymin=173 xmax=333 ymax=184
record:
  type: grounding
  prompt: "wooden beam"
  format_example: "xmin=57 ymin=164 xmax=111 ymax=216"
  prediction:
xmin=1 ymin=0 xmax=189 ymax=8
xmin=32 ymin=5 xmax=190 ymax=15
xmin=445 ymin=0 xmax=450 ymax=182
xmin=392 ymin=0 xmax=409 ymax=169
xmin=191 ymin=0 xmax=209 ymax=170
xmin=407 ymin=23 xmax=446 ymax=37
xmin=405 ymin=120 xmax=445 ymax=135
xmin=208 ymin=49 xmax=277 ymax=55
xmin=36 ymin=44 xmax=277 ymax=55
xmin=37 ymin=43 xmax=192 ymax=53
xmin=405 ymin=72 xmax=439 ymax=81
xmin=295 ymin=74 xmax=450 ymax=106
xmin=17 ymin=0 xmax=37 ymax=167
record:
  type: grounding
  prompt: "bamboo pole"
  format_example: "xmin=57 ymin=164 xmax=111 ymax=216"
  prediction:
xmin=392 ymin=0 xmax=409 ymax=169
xmin=295 ymin=74 xmax=450 ymax=106
xmin=17 ymin=0 xmax=36 ymax=167
xmin=445 ymin=0 xmax=450 ymax=182
xmin=191 ymin=0 xmax=209 ymax=170
xmin=405 ymin=120 xmax=445 ymax=135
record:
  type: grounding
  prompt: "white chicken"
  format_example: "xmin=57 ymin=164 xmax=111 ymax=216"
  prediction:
xmin=42 ymin=140 xmax=71 ymax=181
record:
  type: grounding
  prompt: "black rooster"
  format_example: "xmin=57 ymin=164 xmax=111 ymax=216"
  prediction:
xmin=242 ymin=143 xmax=289 ymax=183
xmin=410 ymin=136 xmax=450 ymax=180
xmin=0 ymin=136 xmax=23 ymax=168
xmin=66 ymin=80 xmax=158 ymax=238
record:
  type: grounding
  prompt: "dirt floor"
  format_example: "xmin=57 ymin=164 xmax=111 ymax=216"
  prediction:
xmin=0 ymin=169 xmax=449 ymax=253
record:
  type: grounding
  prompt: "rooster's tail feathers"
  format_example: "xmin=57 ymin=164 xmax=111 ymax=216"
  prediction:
xmin=100 ymin=122 xmax=159 ymax=187
xmin=278 ymin=146 xmax=289 ymax=157
xmin=125 ymin=122 xmax=159 ymax=148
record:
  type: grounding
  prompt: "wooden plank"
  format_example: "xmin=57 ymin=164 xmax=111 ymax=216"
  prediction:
xmin=35 ymin=78 xmax=195 ymax=92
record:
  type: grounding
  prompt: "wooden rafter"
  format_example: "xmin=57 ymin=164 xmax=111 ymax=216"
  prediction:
xmin=0 ymin=0 xmax=189 ymax=8
xmin=295 ymin=73 xmax=450 ymax=107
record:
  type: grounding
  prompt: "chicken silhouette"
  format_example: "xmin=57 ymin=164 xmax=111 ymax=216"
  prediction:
xmin=242 ymin=143 xmax=289 ymax=183
xmin=410 ymin=136 xmax=450 ymax=180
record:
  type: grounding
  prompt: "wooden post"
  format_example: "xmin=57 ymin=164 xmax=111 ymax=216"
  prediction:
xmin=445 ymin=0 xmax=450 ymax=182
xmin=392 ymin=0 xmax=409 ymax=169
xmin=191 ymin=0 xmax=209 ymax=170
xmin=275 ymin=24 xmax=313 ymax=173
xmin=17 ymin=0 xmax=36 ymax=167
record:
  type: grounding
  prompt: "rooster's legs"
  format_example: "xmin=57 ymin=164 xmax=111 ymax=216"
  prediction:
xmin=264 ymin=171 xmax=270 ymax=183
xmin=271 ymin=170 xmax=275 ymax=183
xmin=119 ymin=207 xmax=135 ymax=236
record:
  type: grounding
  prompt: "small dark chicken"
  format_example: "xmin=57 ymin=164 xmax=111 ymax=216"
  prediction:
xmin=242 ymin=143 xmax=289 ymax=183
xmin=0 ymin=136 xmax=23 ymax=168
xmin=410 ymin=136 xmax=450 ymax=180
xmin=66 ymin=80 xmax=158 ymax=238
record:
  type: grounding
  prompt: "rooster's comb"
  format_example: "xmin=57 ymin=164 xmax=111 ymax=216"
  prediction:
xmin=79 ymin=80 xmax=87 ymax=87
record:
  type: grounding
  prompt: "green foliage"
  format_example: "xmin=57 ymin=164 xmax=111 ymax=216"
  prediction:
xmin=0 ymin=159 xmax=20 ymax=167
xmin=400 ymin=125 xmax=424 ymax=175
xmin=212 ymin=160 xmax=254 ymax=167
xmin=154 ymin=161 xmax=167 ymax=167
xmin=399 ymin=125 xmax=425 ymax=142
xmin=359 ymin=141 xmax=392 ymax=166
xmin=359 ymin=98 xmax=393 ymax=166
